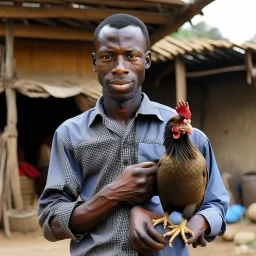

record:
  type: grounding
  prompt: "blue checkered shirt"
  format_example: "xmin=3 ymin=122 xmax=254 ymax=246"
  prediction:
xmin=38 ymin=93 xmax=229 ymax=256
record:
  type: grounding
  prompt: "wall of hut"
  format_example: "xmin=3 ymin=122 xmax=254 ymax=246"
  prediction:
xmin=201 ymin=72 xmax=256 ymax=177
xmin=14 ymin=38 xmax=96 ymax=78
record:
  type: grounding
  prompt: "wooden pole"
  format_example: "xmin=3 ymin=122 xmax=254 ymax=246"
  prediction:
xmin=5 ymin=21 xmax=23 ymax=210
xmin=0 ymin=133 xmax=7 ymax=221
xmin=245 ymin=51 xmax=253 ymax=85
xmin=175 ymin=57 xmax=186 ymax=104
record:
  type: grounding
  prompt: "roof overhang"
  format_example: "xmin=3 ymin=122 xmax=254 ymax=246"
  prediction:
xmin=0 ymin=0 xmax=214 ymax=44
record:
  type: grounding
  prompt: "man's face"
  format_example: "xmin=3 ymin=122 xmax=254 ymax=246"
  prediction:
xmin=93 ymin=25 xmax=151 ymax=102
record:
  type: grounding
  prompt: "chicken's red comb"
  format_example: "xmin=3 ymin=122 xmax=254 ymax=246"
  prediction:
xmin=175 ymin=100 xmax=192 ymax=120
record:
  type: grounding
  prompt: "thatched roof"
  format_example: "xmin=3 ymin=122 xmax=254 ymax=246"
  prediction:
xmin=151 ymin=37 xmax=253 ymax=64
xmin=152 ymin=37 xmax=239 ymax=62
xmin=151 ymin=37 xmax=256 ymax=73
xmin=0 ymin=0 xmax=214 ymax=45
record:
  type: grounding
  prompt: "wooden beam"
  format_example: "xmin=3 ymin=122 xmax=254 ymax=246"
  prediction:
xmin=150 ymin=0 xmax=214 ymax=44
xmin=5 ymin=23 xmax=14 ymax=80
xmin=59 ymin=18 xmax=85 ymax=28
xmin=0 ymin=45 xmax=4 ymax=79
xmin=4 ymin=21 xmax=24 ymax=211
xmin=0 ymin=24 xmax=93 ymax=41
xmin=6 ymin=0 xmax=185 ymax=8
xmin=134 ymin=0 xmax=186 ymax=5
xmin=35 ymin=18 xmax=58 ymax=27
xmin=0 ymin=6 xmax=168 ymax=24
xmin=175 ymin=57 xmax=186 ymax=104
xmin=186 ymin=65 xmax=246 ymax=78
xmin=0 ymin=0 xmax=63 ymax=3
xmin=65 ymin=0 xmax=185 ymax=7
xmin=0 ymin=132 xmax=7 ymax=225
xmin=245 ymin=51 xmax=253 ymax=85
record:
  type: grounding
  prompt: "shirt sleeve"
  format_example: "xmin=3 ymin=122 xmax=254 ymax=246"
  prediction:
xmin=38 ymin=129 xmax=83 ymax=242
xmin=196 ymin=139 xmax=230 ymax=242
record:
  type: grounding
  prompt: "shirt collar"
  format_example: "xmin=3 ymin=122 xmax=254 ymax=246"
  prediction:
xmin=88 ymin=93 xmax=163 ymax=127
xmin=135 ymin=93 xmax=163 ymax=121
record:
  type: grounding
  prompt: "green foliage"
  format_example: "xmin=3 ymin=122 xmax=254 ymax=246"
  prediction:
xmin=171 ymin=21 xmax=225 ymax=40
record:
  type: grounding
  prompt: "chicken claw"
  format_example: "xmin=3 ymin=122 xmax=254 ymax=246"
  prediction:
xmin=152 ymin=212 xmax=173 ymax=229
xmin=163 ymin=219 xmax=194 ymax=247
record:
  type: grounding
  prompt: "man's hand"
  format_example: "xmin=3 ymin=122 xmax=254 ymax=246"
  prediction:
xmin=109 ymin=162 xmax=158 ymax=203
xmin=186 ymin=215 xmax=209 ymax=248
xmin=129 ymin=207 xmax=166 ymax=254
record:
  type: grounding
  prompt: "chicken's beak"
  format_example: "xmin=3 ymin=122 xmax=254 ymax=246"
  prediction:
xmin=178 ymin=123 xmax=193 ymax=135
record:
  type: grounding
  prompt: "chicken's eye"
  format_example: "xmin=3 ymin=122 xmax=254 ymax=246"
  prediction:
xmin=174 ymin=120 xmax=177 ymax=124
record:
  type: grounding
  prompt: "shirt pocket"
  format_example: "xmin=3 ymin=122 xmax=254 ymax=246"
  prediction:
xmin=137 ymin=143 xmax=165 ymax=163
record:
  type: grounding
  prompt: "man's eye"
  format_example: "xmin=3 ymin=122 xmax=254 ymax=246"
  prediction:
xmin=126 ymin=54 xmax=138 ymax=59
xmin=103 ymin=55 xmax=113 ymax=59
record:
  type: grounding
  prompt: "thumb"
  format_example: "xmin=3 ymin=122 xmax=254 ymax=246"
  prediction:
xmin=136 ymin=161 xmax=157 ymax=168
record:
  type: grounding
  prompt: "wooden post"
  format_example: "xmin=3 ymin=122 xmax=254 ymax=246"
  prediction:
xmin=0 ymin=132 xmax=8 ymax=221
xmin=175 ymin=57 xmax=186 ymax=104
xmin=5 ymin=21 xmax=23 ymax=210
xmin=245 ymin=51 xmax=253 ymax=85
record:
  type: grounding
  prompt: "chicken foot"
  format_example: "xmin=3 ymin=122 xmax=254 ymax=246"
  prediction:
xmin=163 ymin=219 xmax=194 ymax=247
xmin=152 ymin=212 xmax=173 ymax=229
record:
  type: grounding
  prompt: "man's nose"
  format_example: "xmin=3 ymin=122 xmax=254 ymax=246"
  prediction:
xmin=111 ymin=57 xmax=129 ymax=76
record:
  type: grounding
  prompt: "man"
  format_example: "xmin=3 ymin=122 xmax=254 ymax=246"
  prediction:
xmin=38 ymin=14 xmax=229 ymax=256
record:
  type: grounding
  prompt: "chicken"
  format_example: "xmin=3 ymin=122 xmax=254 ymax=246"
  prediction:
xmin=153 ymin=100 xmax=208 ymax=247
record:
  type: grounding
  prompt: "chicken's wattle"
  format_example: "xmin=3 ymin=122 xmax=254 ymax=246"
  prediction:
xmin=171 ymin=127 xmax=180 ymax=139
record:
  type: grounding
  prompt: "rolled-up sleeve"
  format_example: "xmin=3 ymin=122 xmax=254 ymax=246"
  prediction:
xmin=197 ymin=139 xmax=230 ymax=241
xmin=38 ymin=129 xmax=82 ymax=242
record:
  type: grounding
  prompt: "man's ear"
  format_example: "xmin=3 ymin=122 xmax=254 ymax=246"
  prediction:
xmin=145 ymin=51 xmax=151 ymax=70
xmin=92 ymin=53 xmax=97 ymax=72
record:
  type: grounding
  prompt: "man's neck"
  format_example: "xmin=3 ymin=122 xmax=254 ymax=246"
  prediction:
xmin=102 ymin=91 xmax=142 ymax=128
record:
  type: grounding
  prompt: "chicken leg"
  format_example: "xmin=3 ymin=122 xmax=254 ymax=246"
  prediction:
xmin=163 ymin=219 xmax=194 ymax=247
xmin=152 ymin=212 xmax=173 ymax=229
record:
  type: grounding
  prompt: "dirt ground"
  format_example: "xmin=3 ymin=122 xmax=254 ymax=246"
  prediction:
xmin=0 ymin=222 xmax=255 ymax=256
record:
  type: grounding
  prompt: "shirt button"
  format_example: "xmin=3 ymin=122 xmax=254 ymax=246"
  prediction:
xmin=123 ymin=142 xmax=128 ymax=148
xmin=123 ymin=159 xmax=128 ymax=165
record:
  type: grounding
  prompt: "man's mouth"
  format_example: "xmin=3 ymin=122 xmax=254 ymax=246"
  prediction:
xmin=108 ymin=80 xmax=133 ymax=91
xmin=109 ymin=80 xmax=132 ymax=85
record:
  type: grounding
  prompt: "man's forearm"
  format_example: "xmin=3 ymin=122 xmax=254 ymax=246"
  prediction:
xmin=50 ymin=184 xmax=121 ymax=239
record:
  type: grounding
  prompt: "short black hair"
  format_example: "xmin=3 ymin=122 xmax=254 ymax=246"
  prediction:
xmin=93 ymin=13 xmax=150 ymax=50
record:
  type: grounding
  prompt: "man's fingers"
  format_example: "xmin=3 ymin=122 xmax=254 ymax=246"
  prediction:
xmin=130 ymin=230 xmax=154 ymax=253
xmin=198 ymin=234 xmax=207 ymax=247
xmin=132 ymin=165 xmax=158 ymax=176
xmin=190 ymin=234 xmax=207 ymax=248
xmin=187 ymin=236 xmax=196 ymax=245
xmin=192 ymin=241 xmax=199 ymax=248
xmin=135 ymin=162 xmax=158 ymax=168
xmin=146 ymin=222 xmax=166 ymax=246
xmin=136 ymin=226 xmax=165 ymax=251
